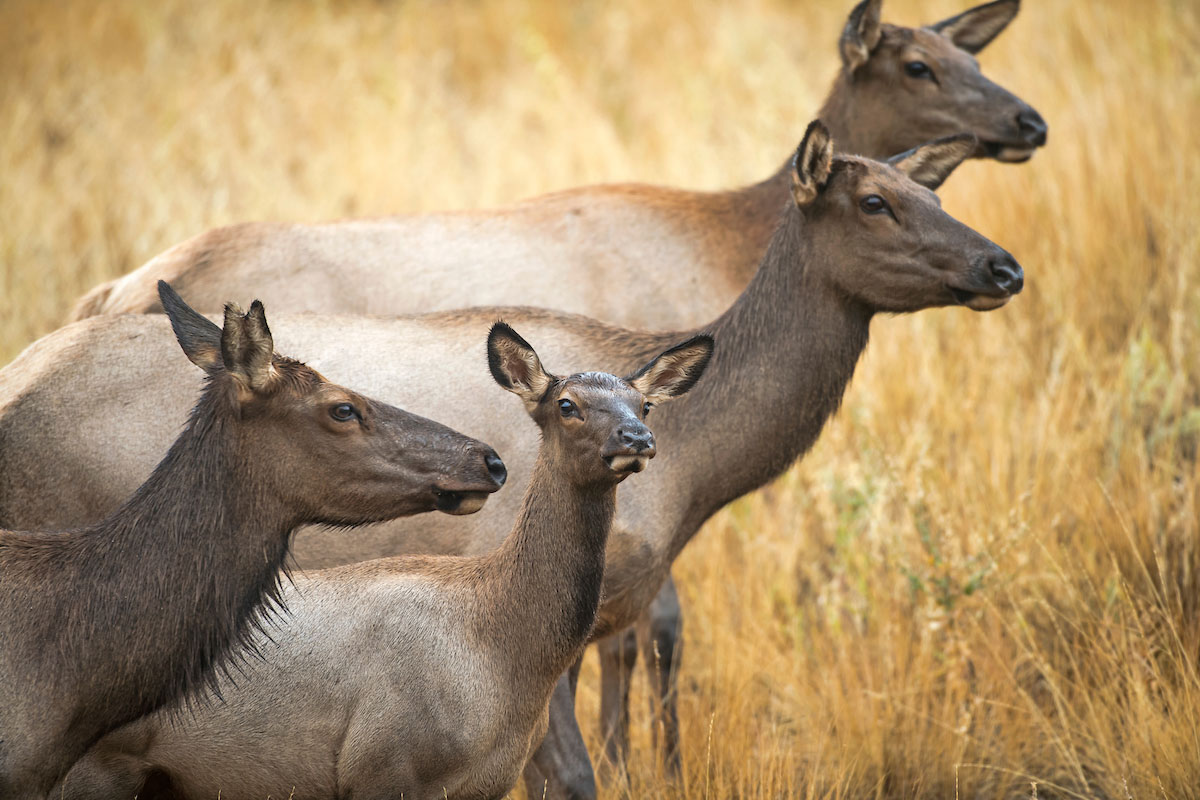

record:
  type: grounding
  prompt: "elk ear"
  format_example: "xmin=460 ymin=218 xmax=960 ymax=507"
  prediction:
xmin=887 ymin=133 xmax=977 ymax=190
xmin=929 ymin=0 xmax=1019 ymax=54
xmin=840 ymin=0 xmax=883 ymax=72
xmin=488 ymin=322 xmax=555 ymax=408
xmin=791 ymin=120 xmax=834 ymax=206
xmin=220 ymin=300 xmax=277 ymax=393
xmin=626 ymin=335 xmax=714 ymax=405
xmin=159 ymin=280 xmax=223 ymax=374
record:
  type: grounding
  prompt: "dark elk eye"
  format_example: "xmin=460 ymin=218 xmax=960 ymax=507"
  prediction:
xmin=558 ymin=398 xmax=578 ymax=418
xmin=643 ymin=401 xmax=653 ymax=417
xmin=859 ymin=194 xmax=889 ymax=215
xmin=905 ymin=60 xmax=933 ymax=79
xmin=330 ymin=403 xmax=357 ymax=422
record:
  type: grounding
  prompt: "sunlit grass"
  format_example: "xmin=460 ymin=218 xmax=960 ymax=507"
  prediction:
xmin=3 ymin=0 xmax=1199 ymax=796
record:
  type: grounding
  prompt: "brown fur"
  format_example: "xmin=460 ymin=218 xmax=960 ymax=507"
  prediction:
xmin=67 ymin=0 xmax=1043 ymax=332
xmin=0 ymin=284 xmax=503 ymax=799
xmin=0 ymin=124 xmax=1023 ymax=798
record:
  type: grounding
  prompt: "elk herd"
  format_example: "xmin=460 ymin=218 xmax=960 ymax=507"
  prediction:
xmin=0 ymin=1 xmax=1045 ymax=797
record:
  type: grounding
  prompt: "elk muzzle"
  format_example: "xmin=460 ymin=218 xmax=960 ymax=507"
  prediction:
xmin=947 ymin=250 xmax=1024 ymax=311
xmin=433 ymin=445 xmax=507 ymax=515
xmin=603 ymin=423 xmax=656 ymax=475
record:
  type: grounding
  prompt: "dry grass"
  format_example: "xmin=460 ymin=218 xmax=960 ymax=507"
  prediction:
xmin=3 ymin=0 xmax=1199 ymax=797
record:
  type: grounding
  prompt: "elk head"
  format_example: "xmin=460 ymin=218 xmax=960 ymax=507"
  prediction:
xmin=487 ymin=323 xmax=714 ymax=486
xmin=159 ymin=280 xmax=507 ymax=519
xmin=791 ymin=121 xmax=1024 ymax=313
xmin=835 ymin=0 xmax=1047 ymax=162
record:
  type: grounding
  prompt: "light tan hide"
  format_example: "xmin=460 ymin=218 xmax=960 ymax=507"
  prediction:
xmin=69 ymin=0 xmax=1044 ymax=330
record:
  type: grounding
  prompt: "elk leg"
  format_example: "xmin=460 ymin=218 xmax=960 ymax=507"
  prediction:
xmin=637 ymin=575 xmax=684 ymax=778
xmin=597 ymin=625 xmax=638 ymax=781
xmin=521 ymin=657 xmax=597 ymax=800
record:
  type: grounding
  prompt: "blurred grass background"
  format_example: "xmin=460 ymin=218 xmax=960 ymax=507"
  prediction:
xmin=3 ymin=0 xmax=1199 ymax=796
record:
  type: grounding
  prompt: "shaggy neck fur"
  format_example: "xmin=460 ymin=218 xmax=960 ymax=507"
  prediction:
xmin=0 ymin=378 xmax=299 ymax=791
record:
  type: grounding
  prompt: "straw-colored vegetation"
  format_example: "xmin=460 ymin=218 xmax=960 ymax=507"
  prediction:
xmin=2 ymin=0 xmax=1198 ymax=796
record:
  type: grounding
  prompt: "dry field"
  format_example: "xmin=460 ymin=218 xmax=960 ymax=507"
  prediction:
xmin=2 ymin=0 xmax=1199 ymax=797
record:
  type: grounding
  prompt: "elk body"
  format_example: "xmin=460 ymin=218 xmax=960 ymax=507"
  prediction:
xmin=0 ymin=123 xmax=1023 ymax=797
xmin=69 ymin=0 xmax=1044 ymax=331
xmin=0 ymin=284 xmax=505 ymax=799
xmin=56 ymin=327 xmax=712 ymax=800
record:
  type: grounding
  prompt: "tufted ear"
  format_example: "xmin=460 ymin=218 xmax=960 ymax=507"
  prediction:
xmin=160 ymin=280 xmax=223 ymax=374
xmin=220 ymin=299 xmax=277 ymax=394
xmin=840 ymin=0 xmax=883 ymax=72
xmin=887 ymin=133 xmax=976 ymax=190
xmin=626 ymin=335 xmax=714 ymax=405
xmin=791 ymin=120 xmax=835 ymax=206
xmin=929 ymin=0 xmax=1020 ymax=54
xmin=488 ymin=322 xmax=555 ymax=409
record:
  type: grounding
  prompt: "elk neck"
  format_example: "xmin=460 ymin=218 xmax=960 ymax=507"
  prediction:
xmin=478 ymin=445 xmax=617 ymax=690
xmin=644 ymin=203 xmax=873 ymax=553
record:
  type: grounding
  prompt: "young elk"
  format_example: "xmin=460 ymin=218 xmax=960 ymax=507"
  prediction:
xmin=69 ymin=0 xmax=1043 ymax=331
xmin=0 ymin=282 xmax=505 ymax=799
xmin=56 ymin=326 xmax=712 ymax=800
xmin=0 ymin=121 xmax=1023 ymax=799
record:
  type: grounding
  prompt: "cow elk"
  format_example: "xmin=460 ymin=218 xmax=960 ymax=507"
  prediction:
xmin=0 ymin=282 xmax=504 ymax=799
xmin=56 ymin=326 xmax=711 ymax=800
xmin=68 ymin=0 xmax=1044 ymax=332
xmin=0 ymin=121 xmax=1023 ymax=798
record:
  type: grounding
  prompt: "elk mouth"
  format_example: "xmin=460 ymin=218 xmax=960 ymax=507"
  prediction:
xmin=433 ymin=487 xmax=492 ymax=515
xmin=604 ymin=454 xmax=650 ymax=475
xmin=981 ymin=140 xmax=1038 ymax=163
xmin=947 ymin=285 xmax=1012 ymax=311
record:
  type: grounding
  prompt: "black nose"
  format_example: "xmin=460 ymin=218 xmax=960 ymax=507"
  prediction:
xmin=1016 ymin=108 xmax=1047 ymax=147
xmin=484 ymin=450 xmax=507 ymax=487
xmin=618 ymin=426 xmax=655 ymax=454
xmin=989 ymin=255 xmax=1024 ymax=295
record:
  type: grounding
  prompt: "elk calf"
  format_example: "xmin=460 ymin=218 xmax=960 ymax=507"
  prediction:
xmin=0 ymin=283 xmax=504 ymax=799
xmin=57 ymin=326 xmax=713 ymax=800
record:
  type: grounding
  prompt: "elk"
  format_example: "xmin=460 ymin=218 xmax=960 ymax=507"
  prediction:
xmin=0 ymin=122 xmax=1024 ymax=798
xmin=68 ymin=0 xmax=1044 ymax=332
xmin=55 ymin=326 xmax=712 ymax=800
xmin=0 ymin=282 xmax=505 ymax=799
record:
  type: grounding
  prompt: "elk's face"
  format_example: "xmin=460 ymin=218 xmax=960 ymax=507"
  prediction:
xmin=244 ymin=364 xmax=507 ymax=520
xmin=811 ymin=156 xmax=1022 ymax=313
xmin=789 ymin=121 xmax=1023 ymax=315
xmin=159 ymin=279 xmax=507 ymax=523
xmin=535 ymin=374 xmax=658 ymax=487
xmin=487 ymin=324 xmax=713 ymax=489
xmin=838 ymin=0 xmax=1047 ymax=162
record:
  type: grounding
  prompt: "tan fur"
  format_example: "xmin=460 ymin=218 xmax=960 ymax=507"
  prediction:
xmin=3 ymin=129 xmax=1022 ymax=796
xmin=56 ymin=335 xmax=709 ymax=800
xmin=66 ymin=0 xmax=1043 ymax=331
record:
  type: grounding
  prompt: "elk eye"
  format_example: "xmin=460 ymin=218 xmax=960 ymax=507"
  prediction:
xmin=558 ymin=398 xmax=578 ymax=418
xmin=860 ymin=194 xmax=889 ymax=215
xmin=905 ymin=61 xmax=932 ymax=79
xmin=330 ymin=403 xmax=357 ymax=422
xmin=642 ymin=401 xmax=653 ymax=417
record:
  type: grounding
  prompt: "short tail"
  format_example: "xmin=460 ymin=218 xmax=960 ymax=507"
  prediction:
xmin=68 ymin=279 xmax=116 ymax=322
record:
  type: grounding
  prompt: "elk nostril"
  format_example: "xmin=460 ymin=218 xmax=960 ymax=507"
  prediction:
xmin=990 ymin=259 xmax=1024 ymax=294
xmin=1017 ymin=109 xmax=1048 ymax=145
xmin=484 ymin=451 xmax=507 ymax=487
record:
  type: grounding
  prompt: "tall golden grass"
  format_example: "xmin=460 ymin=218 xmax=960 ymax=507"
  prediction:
xmin=2 ymin=0 xmax=1198 ymax=796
